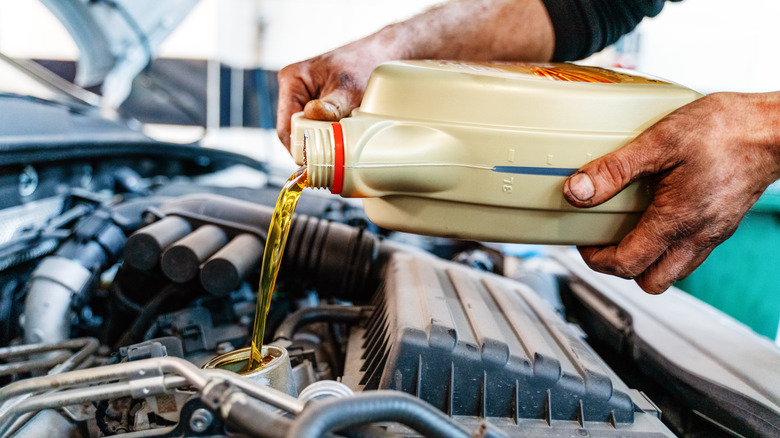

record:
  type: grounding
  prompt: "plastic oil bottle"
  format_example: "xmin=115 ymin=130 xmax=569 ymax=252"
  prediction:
xmin=290 ymin=60 xmax=701 ymax=245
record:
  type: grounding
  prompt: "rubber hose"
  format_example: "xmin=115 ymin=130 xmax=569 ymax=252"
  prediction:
xmin=223 ymin=394 xmax=293 ymax=438
xmin=114 ymin=282 xmax=192 ymax=348
xmin=286 ymin=391 xmax=473 ymax=438
xmin=225 ymin=399 xmax=393 ymax=438
xmin=340 ymin=424 xmax=399 ymax=438
xmin=273 ymin=305 xmax=368 ymax=342
xmin=155 ymin=194 xmax=382 ymax=301
xmin=95 ymin=400 xmax=113 ymax=436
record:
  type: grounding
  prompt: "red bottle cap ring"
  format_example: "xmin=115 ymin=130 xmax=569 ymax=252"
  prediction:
xmin=331 ymin=123 xmax=344 ymax=195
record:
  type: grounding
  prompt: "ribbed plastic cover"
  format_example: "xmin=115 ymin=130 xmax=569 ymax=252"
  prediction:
xmin=342 ymin=252 xmax=673 ymax=435
xmin=553 ymin=248 xmax=780 ymax=437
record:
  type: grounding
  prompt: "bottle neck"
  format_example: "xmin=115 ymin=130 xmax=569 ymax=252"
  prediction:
xmin=305 ymin=122 xmax=344 ymax=194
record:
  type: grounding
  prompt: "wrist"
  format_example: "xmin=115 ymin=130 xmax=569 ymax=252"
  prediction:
xmin=746 ymin=91 xmax=780 ymax=180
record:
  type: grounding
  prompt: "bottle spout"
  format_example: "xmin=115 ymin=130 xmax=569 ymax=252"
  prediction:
xmin=289 ymin=112 xmax=310 ymax=166
xmin=290 ymin=112 xmax=340 ymax=192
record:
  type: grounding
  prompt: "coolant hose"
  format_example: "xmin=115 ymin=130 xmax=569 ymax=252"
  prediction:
xmin=273 ymin=305 xmax=368 ymax=342
xmin=23 ymin=198 xmax=160 ymax=345
xmin=224 ymin=396 xmax=394 ymax=438
xmin=286 ymin=391 xmax=482 ymax=438
xmin=200 ymin=379 xmax=294 ymax=438
xmin=223 ymin=394 xmax=293 ymax=438
xmin=23 ymin=257 xmax=92 ymax=344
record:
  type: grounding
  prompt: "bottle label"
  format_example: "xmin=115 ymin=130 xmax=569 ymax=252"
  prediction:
xmin=420 ymin=60 xmax=670 ymax=85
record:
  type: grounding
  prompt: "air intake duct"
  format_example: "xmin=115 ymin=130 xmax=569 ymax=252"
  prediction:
xmin=124 ymin=194 xmax=379 ymax=301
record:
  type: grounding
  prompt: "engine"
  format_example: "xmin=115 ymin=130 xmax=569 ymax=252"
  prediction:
xmin=0 ymin=96 xmax=778 ymax=438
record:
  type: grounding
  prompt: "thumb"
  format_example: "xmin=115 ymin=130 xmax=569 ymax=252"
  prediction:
xmin=303 ymin=88 xmax=360 ymax=122
xmin=563 ymin=145 xmax=651 ymax=208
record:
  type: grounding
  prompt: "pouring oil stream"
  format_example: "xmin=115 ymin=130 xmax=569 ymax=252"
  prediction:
xmin=248 ymin=166 xmax=307 ymax=371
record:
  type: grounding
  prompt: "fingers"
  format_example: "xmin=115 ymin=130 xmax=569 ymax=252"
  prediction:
xmin=568 ymin=92 xmax=780 ymax=294
xmin=578 ymin=203 xmax=675 ymax=280
xmin=276 ymin=66 xmax=309 ymax=151
xmin=580 ymin=238 xmax=714 ymax=294
xmin=634 ymin=243 xmax=714 ymax=293
xmin=303 ymin=100 xmax=341 ymax=121
xmin=303 ymin=86 xmax=360 ymax=122
xmin=564 ymin=133 xmax=666 ymax=208
xmin=276 ymin=62 xmax=367 ymax=151
xmin=578 ymin=202 xmax=718 ymax=294
xmin=276 ymin=103 xmax=301 ymax=151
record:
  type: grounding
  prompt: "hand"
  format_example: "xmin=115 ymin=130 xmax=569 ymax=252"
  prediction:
xmin=275 ymin=0 xmax=555 ymax=150
xmin=563 ymin=92 xmax=780 ymax=294
xmin=276 ymin=39 xmax=394 ymax=150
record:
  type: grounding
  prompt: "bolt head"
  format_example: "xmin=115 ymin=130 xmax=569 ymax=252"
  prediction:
xmin=189 ymin=408 xmax=214 ymax=433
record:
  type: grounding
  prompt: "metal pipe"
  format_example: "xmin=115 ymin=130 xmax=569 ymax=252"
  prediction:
xmin=0 ymin=356 xmax=305 ymax=434
xmin=0 ymin=337 xmax=99 ymax=377
xmin=0 ymin=382 xmax=132 ymax=435
xmin=0 ymin=376 xmax=189 ymax=435
xmin=0 ymin=352 xmax=69 ymax=376
xmin=0 ymin=338 xmax=93 ymax=360
xmin=103 ymin=425 xmax=178 ymax=437
xmin=57 ymin=338 xmax=100 ymax=374
xmin=0 ymin=356 xmax=204 ymax=404
xmin=0 ymin=338 xmax=99 ymax=434
xmin=23 ymin=256 xmax=93 ymax=344
xmin=5 ymin=381 xmax=135 ymax=415
xmin=0 ymin=357 xmax=264 ymax=409
xmin=202 ymin=368 xmax=305 ymax=415
xmin=3 ymin=412 xmax=36 ymax=438
xmin=51 ymin=337 xmax=99 ymax=374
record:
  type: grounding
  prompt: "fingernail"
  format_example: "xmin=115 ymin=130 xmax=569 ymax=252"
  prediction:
xmin=568 ymin=173 xmax=595 ymax=201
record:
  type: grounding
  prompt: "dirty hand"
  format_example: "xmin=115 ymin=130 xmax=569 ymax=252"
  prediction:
xmin=276 ymin=0 xmax=555 ymax=150
xmin=276 ymin=38 xmax=400 ymax=151
xmin=563 ymin=92 xmax=780 ymax=294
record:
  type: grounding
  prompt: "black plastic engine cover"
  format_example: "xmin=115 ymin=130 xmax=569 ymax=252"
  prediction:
xmin=343 ymin=252 xmax=673 ymax=435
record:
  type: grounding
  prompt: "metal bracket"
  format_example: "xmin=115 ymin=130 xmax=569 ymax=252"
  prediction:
xmin=127 ymin=365 xmax=167 ymax=399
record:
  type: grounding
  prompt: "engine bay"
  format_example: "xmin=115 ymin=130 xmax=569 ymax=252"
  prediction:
xmin=0 ymin=94 xmax=779 ymax=438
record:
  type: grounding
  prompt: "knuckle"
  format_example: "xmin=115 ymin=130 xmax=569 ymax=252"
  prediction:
xmin=611 ymin=258 xmax=644 ymax=279
xmin=337 ymin=72 xmax=358 ymax=90
xmin=613 ymin=242 xmax=656 ymax=278
xmin=635 ymin=274 xmax=671 ymax=295
xmin=697 ymin=228 xmax=727 ymax=248
xmin=588 ymin=153 xmax=638 ymax=190
xmin=277 ymin=62 xmax=302 ymax=82
xmin=579 ymin=248 xmax=644 ymax=279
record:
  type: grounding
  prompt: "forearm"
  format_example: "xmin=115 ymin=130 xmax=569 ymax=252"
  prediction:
xmin=356 ymin=0 xmax=555 ymax=63
xmin=276 ymin=0 xmax=556 ymax=147
xmin=744 ymin=91 xmax=780 ymax=177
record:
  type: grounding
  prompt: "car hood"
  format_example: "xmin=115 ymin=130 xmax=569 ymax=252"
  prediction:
xmin=40 ymin=0 xmax=199 ymax=109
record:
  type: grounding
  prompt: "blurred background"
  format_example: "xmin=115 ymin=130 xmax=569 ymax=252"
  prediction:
xmin=0 ymin=0 xmax=778 ymax=341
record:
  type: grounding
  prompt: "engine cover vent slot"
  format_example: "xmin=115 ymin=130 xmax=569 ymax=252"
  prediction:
xmin=342 ymin=252 xmax=673 ymax=435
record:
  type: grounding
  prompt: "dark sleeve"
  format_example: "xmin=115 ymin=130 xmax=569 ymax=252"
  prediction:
xmin=540 ymin=0 xmax=680 ymax=61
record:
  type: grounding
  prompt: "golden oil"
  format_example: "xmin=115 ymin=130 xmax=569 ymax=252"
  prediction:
xmin=207 ymin=347 xmax=274 ymax=375
xmin=203 ymin=345 xmax=298 ymax=396
xmin=248 ymin=166 xmax=307 ymax=371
